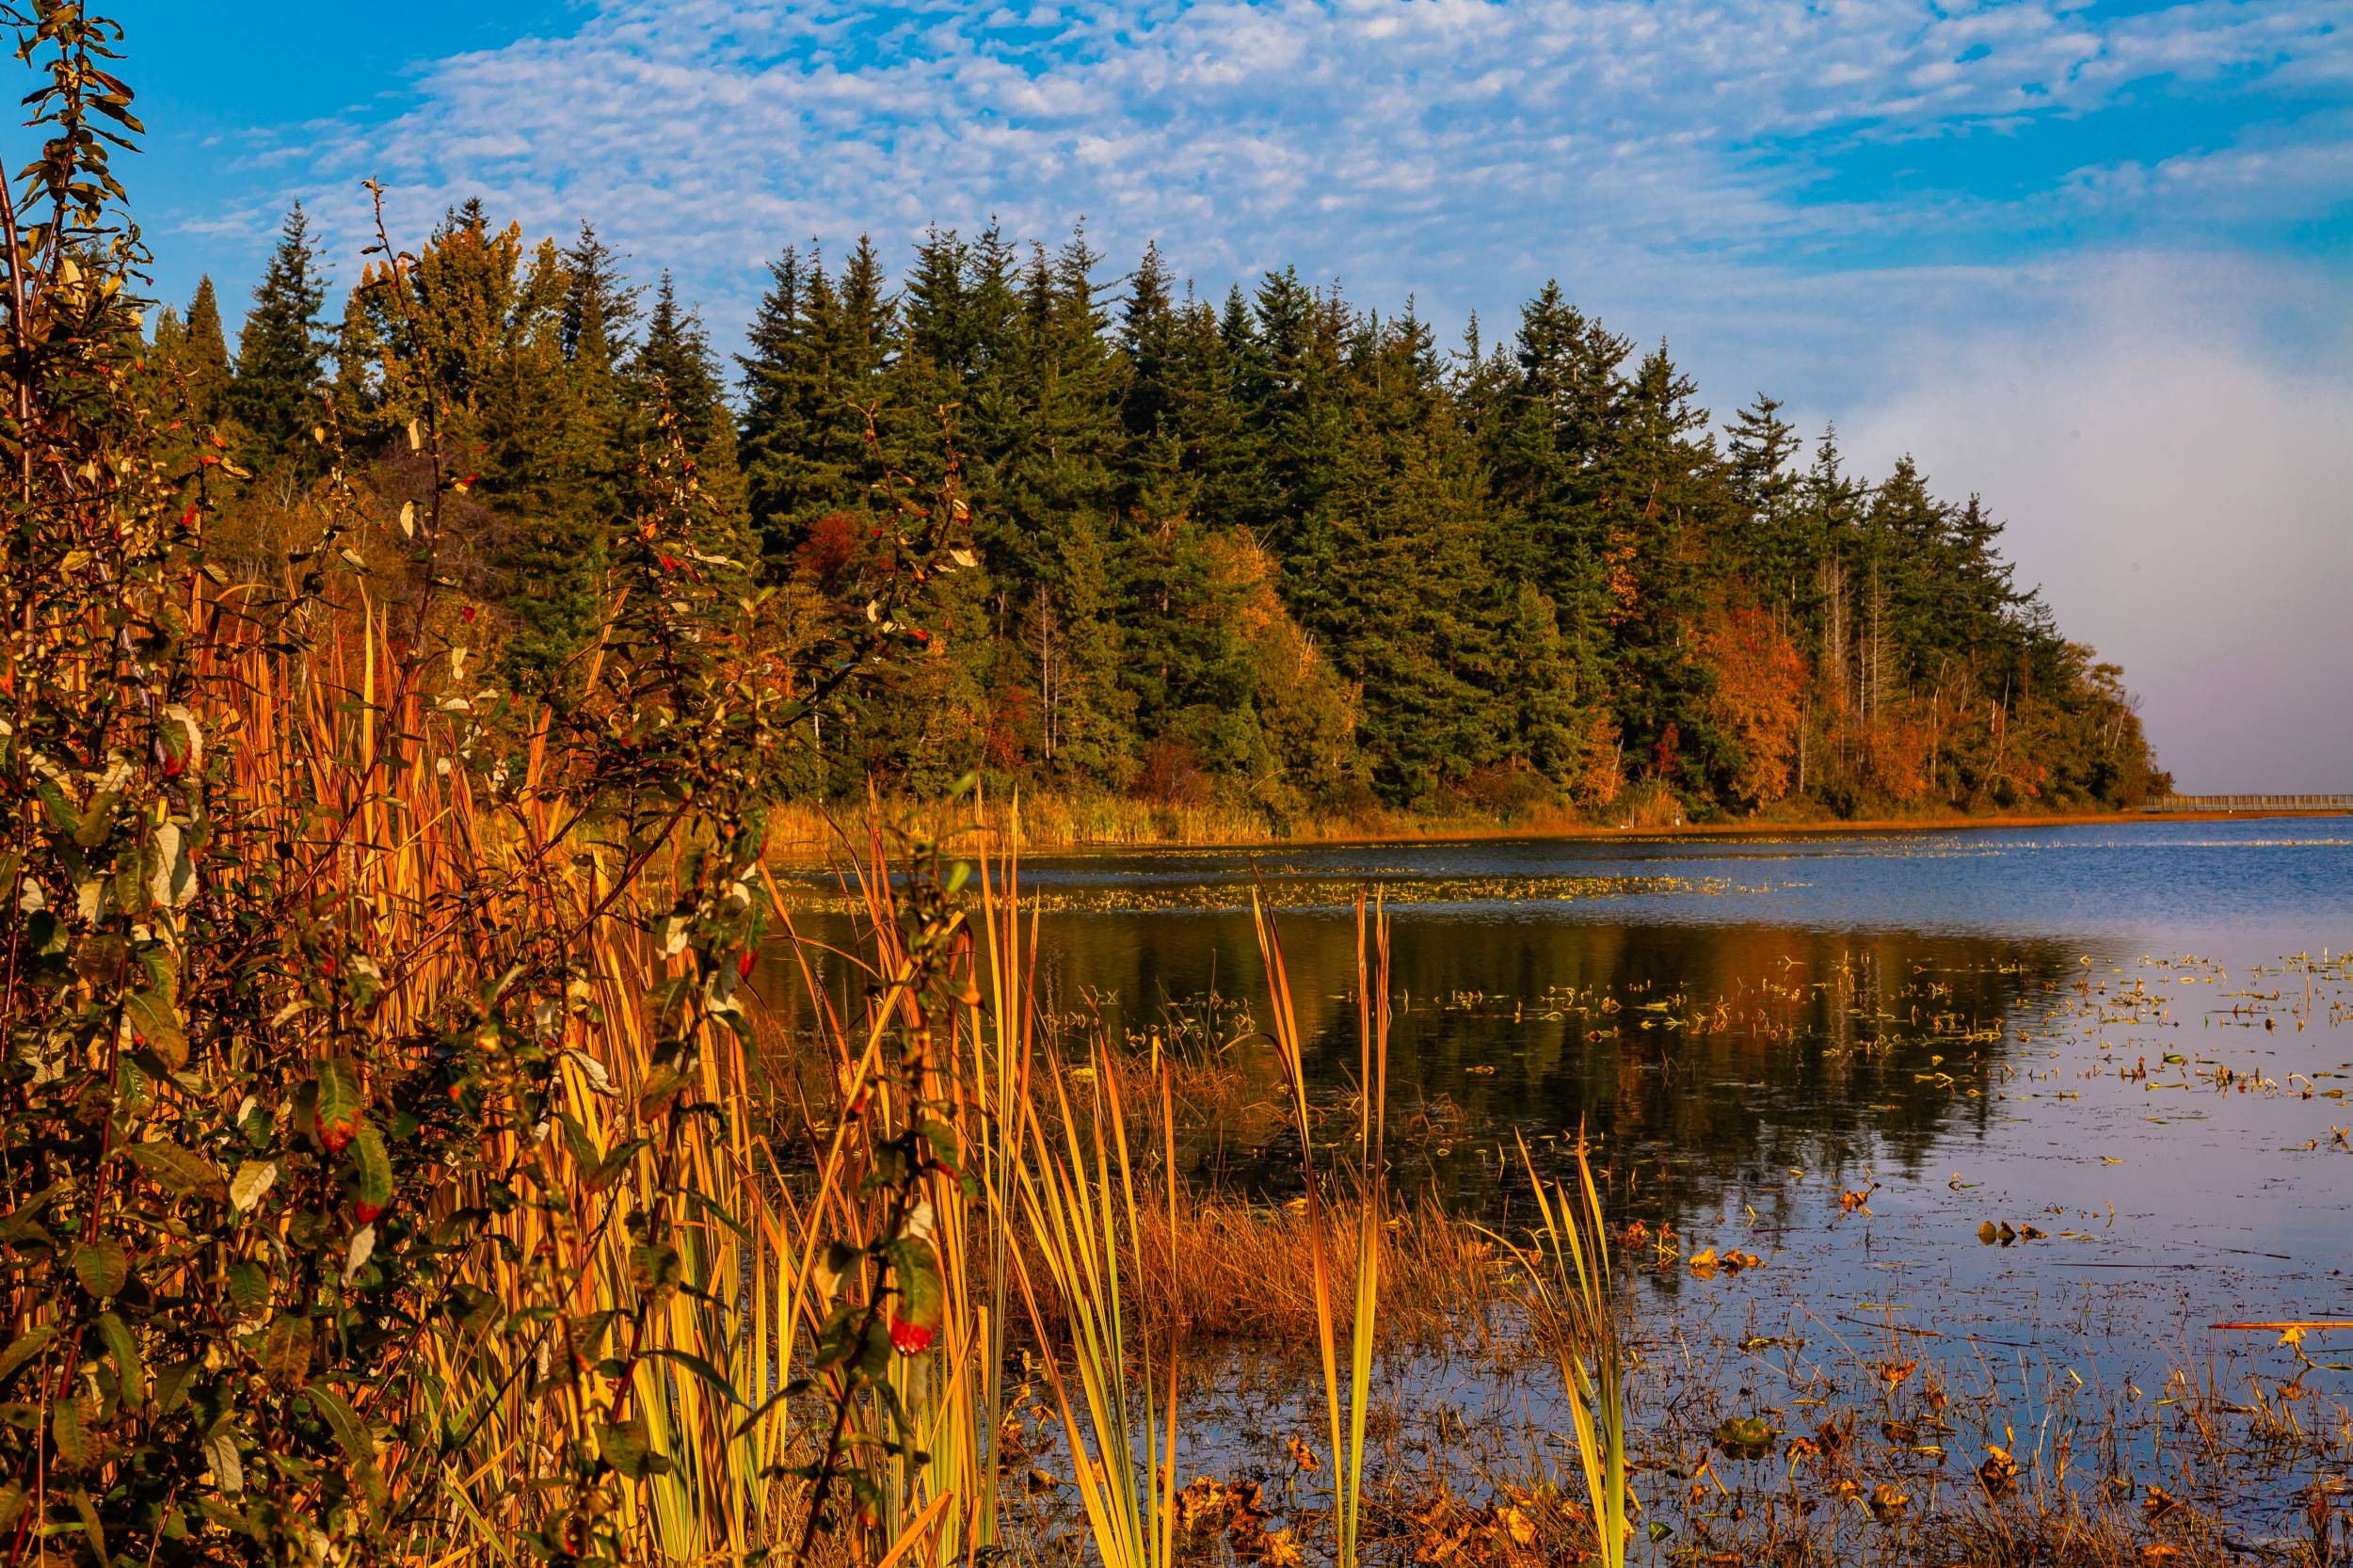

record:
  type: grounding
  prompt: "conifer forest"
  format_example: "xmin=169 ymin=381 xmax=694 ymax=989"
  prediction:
xmin=157 ymin=200 xmax=2164 ymax=832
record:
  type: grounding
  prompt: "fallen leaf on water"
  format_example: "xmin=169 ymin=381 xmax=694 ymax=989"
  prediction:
xmin=1713 ymin=1416 xmax=1776 ymax=1460
xmin=1977 ymin=1444 xmax=2019 ymax=1499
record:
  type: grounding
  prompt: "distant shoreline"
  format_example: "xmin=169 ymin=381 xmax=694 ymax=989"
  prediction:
xmin=1039 ymin=805 xmax=2353 ymax=855
xmin=766 ymin=801 xmax=2351 ymax=859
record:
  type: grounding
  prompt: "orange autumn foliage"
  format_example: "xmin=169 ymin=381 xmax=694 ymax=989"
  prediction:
xmin=1702 ymin=604 xmax=1805 ymax=807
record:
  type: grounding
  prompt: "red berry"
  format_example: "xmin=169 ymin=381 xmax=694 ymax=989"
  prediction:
xmin=462 ymin=604 xmax=477 ymax=623
xmin=888 ymin=1315 xmax=935 ymax=1355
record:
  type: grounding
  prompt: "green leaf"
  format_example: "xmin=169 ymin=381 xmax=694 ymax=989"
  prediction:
xmin=52 ymin=1400 xmax=97 ymax=1470
xmin=888 ymin=1238 xmax=944 ymax=1333
xmin=118 ymin=1139 xmax=224 ymax=1200
xmin=0 ymin=1324 xmax=56 ymax=1388
xmin=122 ymin=990 xmax=187 ymax=1070
xmin=303 ymin=1386 xmax=385 ymax=1510
xmin=316 ymin=1056 xmax=364 ymax=1144
xmin=350 ymin=1122 xmax=392 ymax=1217
xmin=70 ymin=1488 xmax=104 ymax=1563
xmin=153 ymin=1358 xmax=200 ymax=1416
xmin=1712 ymin=1415 xmax=1776 ymax=1460
xmin=228 ymin=1160 xmax=278 ymax=1214
xmin=201 ymin=1428 xmax=244 ymax=1497
xmin=225 ymin=1259 xmax=269 ymax=1319
xmin=72 ymin=790 xmax=119 ymax=848
xmin=599 ymin=1416 xmax=672 ymax=1480
xmin=628 ymin=1242 xmax=683 ymax=1294
xmin=95 ymin=1311 xmax=143 ymax=1410
xmin=72 ymin=1239 xmax=127 ymax=1299
xmin=556 ymin=1112 xmax=601 ymax=1176
xmin=637 ymin=1062 xmax=689 ymax=1121
xmin=646 ymin=1347 xmax=745 ymax=1408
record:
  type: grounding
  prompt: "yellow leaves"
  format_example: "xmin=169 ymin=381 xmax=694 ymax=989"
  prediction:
xmin=1688 ymin=1246 xmax=1764 ymax=1280
xmin=1865 ymin=1481 xmax=1910 ymax=1523
xmin=1977 ymin=1443 xmax=2019 ymax=1499
xmin=1259 ymin=1527 xmax=1305 ymax=1567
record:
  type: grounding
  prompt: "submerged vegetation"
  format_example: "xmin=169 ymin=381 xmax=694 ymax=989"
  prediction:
xmin=0 ymin=9 xmax=2335 ymax=1568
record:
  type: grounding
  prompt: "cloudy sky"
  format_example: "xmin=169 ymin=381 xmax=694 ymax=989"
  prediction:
xmin=116 ymin=0 xmax=2351 ymax=790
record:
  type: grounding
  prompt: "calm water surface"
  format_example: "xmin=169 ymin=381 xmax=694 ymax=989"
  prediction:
xmin=782 ymin=817 xmax=2353 ymax=1523
xmin=793 ymin=818 xmax=2353 ymax=1331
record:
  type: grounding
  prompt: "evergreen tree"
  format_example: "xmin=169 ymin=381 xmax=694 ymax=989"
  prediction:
xmin=1310 ymin=312 xmax=1504 ymax=804
xmin=229 ymin=204 xmax=330 ymax=468
xmin=630 ymin=272 xmax=750 ymax=557
xmin=737 ymin=240 xmax=894 ymax=568
xmin=179 ymin=276 xmax=233 ymax=426
xmin=257 ymin=200 xmax=2164 ymax=820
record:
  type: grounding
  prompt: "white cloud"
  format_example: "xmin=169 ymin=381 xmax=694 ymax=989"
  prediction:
xmin=243 ymin=0 xmax=2344 ymax=303
xmin=1835 ymin=253 xmax=2353 ymax=792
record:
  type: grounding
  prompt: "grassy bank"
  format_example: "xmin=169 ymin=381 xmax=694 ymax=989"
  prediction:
xmin=763 ymin=790 xmax=2304 ymax=857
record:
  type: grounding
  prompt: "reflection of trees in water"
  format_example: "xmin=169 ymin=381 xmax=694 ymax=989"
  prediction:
xmin=759 ymin=906 xmax=2089 ymax=1234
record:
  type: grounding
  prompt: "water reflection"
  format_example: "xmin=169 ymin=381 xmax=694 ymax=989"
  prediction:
xmin=984 ymin=910 xmax=2089 ymax=1224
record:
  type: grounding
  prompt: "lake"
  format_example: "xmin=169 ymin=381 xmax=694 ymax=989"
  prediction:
xmin=775 ymin=815 xmax=2353 ymax=1535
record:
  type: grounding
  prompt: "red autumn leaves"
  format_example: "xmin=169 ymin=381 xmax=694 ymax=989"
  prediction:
xmin=310 ymin=1057 xmax=393 ymax=1226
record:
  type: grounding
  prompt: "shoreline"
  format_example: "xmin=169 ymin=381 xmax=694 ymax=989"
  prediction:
xmin=767 ymin=802 xmax=2351 ymax=859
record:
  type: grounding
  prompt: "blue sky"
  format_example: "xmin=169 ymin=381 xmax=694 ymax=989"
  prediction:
xmin=111 ymin=0 xmax=2353 ymax=790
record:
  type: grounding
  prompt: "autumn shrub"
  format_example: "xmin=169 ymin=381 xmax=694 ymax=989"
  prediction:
xmin=0 ymin=24 xmax=975 ymax=1558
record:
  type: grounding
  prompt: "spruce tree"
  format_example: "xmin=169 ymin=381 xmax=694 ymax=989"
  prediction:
xmin=229 ymin=204 xmax=329 ymax=469
xmin=1310 ymin=311 xmax=1504 ymax=804
xmin=630 ymin=272 xmax=750 ymax=558
xmin=180 ymin=274 xmax=233 ymax=427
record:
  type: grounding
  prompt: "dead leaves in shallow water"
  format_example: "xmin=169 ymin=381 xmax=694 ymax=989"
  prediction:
xmin=1173 ymin=1477 xmax=1303 ymax=1565
xmin=1977 ymin=1443 xmax=2020 ymax=1498
xmin=1407 ymin=1484 xmax=1606 ymax=1567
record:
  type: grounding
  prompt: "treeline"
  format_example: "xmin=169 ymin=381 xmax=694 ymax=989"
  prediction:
xmin=152 ymin=203 xmax=2167 ymax=825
